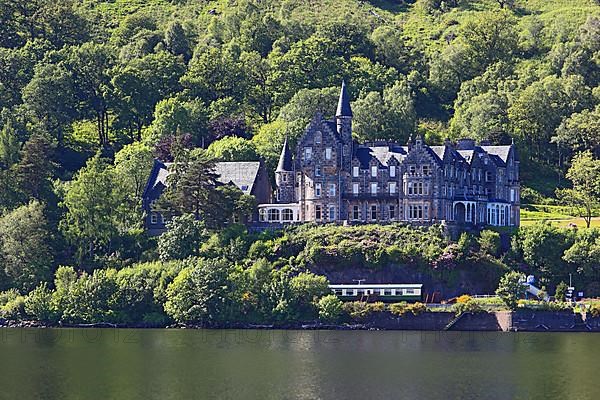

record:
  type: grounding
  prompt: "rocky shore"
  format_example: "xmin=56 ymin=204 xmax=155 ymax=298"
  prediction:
xmin=2 ymin=311 xmax=600 ymax=332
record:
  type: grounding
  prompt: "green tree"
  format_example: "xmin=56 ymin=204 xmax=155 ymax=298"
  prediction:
xmin=496 ymin=271 xmax=526 ymax=310
xmin=0 ymin=120 xmax=20 ymax=168
xmin=553 ymin=105 xmax=600 ymax=158
xmin=206 ymin=136 xmax=258 ymax=162
xmin=22 ymin=63 xmax=77 ymax=144
xmin=554 ymin=281 xmax=568 ymax=302
xmin=111 ymin=52 xmax=185 ymax=140
xmin=158 ymin=214 xmax=207 ymax=261
xmin=0 ymin=201 xmax=53 ymax=291
xmin=317 ymin=294 xmax=344 ymax=323
xmin=161 ymin=149 xmax=220 ymax=223
xmin=556 ymin=152 xmax=600 ymax=228
xmin=478 ymin=230 xmax=501 ymax=257
xmin=60 ymin=154 xmax=127 ymax=264
xmin=562 ymin=229 xmax=600 ymax=280
xmin=148 ymin=97 xmax=208 ymax=145
xmin=164 ymin=21 xmax=191 ymax=61
xmin=163 ymin=258 xmax=233 ymax=324
xmin=114 ymin=142 xmax=154 ymax=205
xmin=14 ymin=133 xmax=55 ymax=203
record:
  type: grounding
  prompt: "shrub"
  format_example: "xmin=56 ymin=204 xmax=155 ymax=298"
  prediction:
xmin=389 ymin=302 xmax=427 ymax=316
xmin=317 ymin=295 xmax=344 ymax=322
xmin=456 ymin=294 xmax=473 ymax=303
xmin=25 ymin=283 xmax=56 ymax=322
xmin=518 ymin=300 xmax=573 ymax=312
xmin=453 ymin=299 xmax=484 ymax=315
xmin=369 ymin=302 xmax=385 ymax=312
xmin=0 ymin=289 xmax=26 ymax=319
xmin=496 ymin=271 xmax=526 ymax=310
xmin=343 ymin=301 xmax=372 ymax=320
xmin=555 ymin=281 xmax=568 ymax=302
xmin=590 ymin=304 xmax=600 ymax=318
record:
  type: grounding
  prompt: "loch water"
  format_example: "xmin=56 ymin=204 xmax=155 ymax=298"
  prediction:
xmin=0 ymin=328 xmax=598 ymax=400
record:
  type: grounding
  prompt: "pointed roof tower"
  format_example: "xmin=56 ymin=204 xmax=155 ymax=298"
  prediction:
xmin=276 ymin=137 xmax=293 ymax=172
xmin=336 ymin=81 xmax=353 ymax=118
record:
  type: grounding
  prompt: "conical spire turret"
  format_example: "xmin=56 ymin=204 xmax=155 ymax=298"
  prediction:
xmin=336 ymin=80 xmax=353 ymax=118
xmin=276 ymin=137 xmax=293 ymax=172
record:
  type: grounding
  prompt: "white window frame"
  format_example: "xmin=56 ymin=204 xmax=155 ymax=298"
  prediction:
xmin=370 ymin=182 xmax=378 ymax=195
xmin=315 ymin=183 xmax=322 ymax=197
xmin=353 ymin=166 xmax=359 ymax=177
xmin=325 ymin=147 xmax=332 ymax=160
xmin=389 ymin=182 xmax=397 ymax=195
xmin=371 ymin=165 xmax=378 ymax=177
xmin=304 ymin=147 xmax=312 ymax=161
xmin=389 ymin=165 xmax=396 ymax=177
xmin=352 ymin=183 xmax=359 ymax=195
xmin=328 ymin=184 xmax=336 ymax=197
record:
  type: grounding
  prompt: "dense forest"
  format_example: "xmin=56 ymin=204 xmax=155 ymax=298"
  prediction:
xmin=0 ymin=0 xmax=599 ymax=325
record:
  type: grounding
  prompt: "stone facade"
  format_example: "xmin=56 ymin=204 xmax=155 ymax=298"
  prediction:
xmin=259 ymin=82 xmax=520 ymax=227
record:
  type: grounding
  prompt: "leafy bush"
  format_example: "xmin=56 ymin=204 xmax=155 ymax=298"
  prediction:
xmin=453 ymin=300 xmax=484 ymax=315
xmin=0 ymin=289 xmax=25 ymax=319
xmin=456 ymin=294 xmax=473 ymax=303
xmin=589 ymin=304 xmax=600 ymax=318
xmin=317 ymin=295 xmax=344 ymax=322
xmin=518 ymin=300 xmax=573 ymax=312
xmin=24 ymin=283 xmax=56 ymax=322
xmin=496 ymin=271 xmax=526 ymax=310
xmin=343 ymin=301 xmax=372 ymax=320
xmin=389 ymin=302 xmax=427 ymax=316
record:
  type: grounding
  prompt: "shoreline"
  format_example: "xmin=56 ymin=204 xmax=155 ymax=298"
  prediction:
xmin=3 ymin=311 xmax=600 ymax=332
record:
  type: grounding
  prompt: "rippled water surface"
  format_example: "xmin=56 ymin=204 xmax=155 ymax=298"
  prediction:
xmin=0 ymin=328 xmax=599 ymax=400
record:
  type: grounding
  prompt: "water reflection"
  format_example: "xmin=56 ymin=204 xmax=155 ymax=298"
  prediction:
xmin=0 ymin=329 xmax=598 ymax=400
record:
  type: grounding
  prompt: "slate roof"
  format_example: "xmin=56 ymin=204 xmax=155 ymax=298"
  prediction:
xmin=336 ymin=81 xmax=353 ymax=117
xmin=276 ymin=138 xmax=293 ymax=172
xmin=481 ymin=146 xmax=511 ymax=164
xmin=142 ymin=159 xmax=262 ymax=205
xmin=214 ymin=162 xmax=262 ymax=194
xmin=355 ymin=145 xmax=408 ymax=168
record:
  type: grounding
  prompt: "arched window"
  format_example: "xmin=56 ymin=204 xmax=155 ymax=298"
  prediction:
xmin=314 ymin=131 xmax=322 ymax=144
xmin=259 ymin=209 xmax=267 ymax=222
xmin=282 ymin=209 xmax=294 ymax=221
xmin=268 ymin=209 xmax=280 ymax=222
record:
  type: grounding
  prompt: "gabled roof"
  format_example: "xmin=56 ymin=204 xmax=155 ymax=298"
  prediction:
xmin=336 ymin=81 xmax=353 ymax=117
xmin=142 ymin=159 xmax=262 ymax=203
xmin=481 ymin=146 xmax=512 ymax=164
xmin=355 ymin=145 xmax=408 ymax=168
xmin=214 ymin=162 xmax=262 ymax=194
xmin=276 ymin=138 xmax=293 ymax=172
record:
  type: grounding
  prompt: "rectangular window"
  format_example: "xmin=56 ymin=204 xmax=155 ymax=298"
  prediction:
xmin=352 ymin=183 xmax=359 ymax=195
xmin=304 ymin=147 xmax=312 ymax=161
xmin=371 ymin=165 xmax=378 ymax=177
xmin=315 ymin=183 xmax=321 ymax=197
xmin=389 ymin=205 xmax=396 ymax=220
xmin=315 ymin=205 xmax=322 ymax=220
xmin=485 ymin=171 xmax=492 ymax=182
xmin=328 ymin=184 xmax=336 ymax=197
xmin=150 ymin=213 xmax=158 ymax=224
xmin=352 ymin=205 xmax=360 ymax=220
xmin=510 ymin=189 xmax=515 ymax=202
xmin=353 ymin=166 xmax=359 ymax=177
xmin=315 ymin=165 xmax=321 ymax=176
xmin=410 ymin=165 xmax=416 ymax=175
xmin=371 ymin=205 xmax=377 ymax=220
xmin=422 ymin=165 xmax=430 ymax=176
xmin=325 ymin=147 xmax=332 ymax=160
xmin=370 ymin=183 xmax=378 ymax=195
xmin=389 ymin=165 xmax=396 ymax=177
xmin=329 ymin=206 xmax=336 ymax=221
xmin=408 ymin=182 xmax=413 ymax=195
xmin=389 ymin=182 xmax=396 ymax=195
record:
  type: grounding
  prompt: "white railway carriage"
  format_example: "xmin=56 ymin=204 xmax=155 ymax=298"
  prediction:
xmin=329 ymin=284 xmax=423 ymax=302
